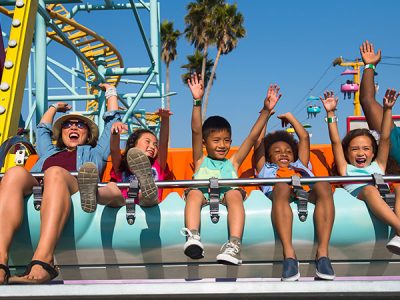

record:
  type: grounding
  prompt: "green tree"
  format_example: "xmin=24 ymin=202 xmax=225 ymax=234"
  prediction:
xmin=184 ymin=0 xmax=223 ymax=85
xmin=202 ymin=3 xmax=246 ymax=118
xmin=161 ymin=20 xmax=181 ymax=110
xmin=181 ymin=50 xmax=214 ymax=87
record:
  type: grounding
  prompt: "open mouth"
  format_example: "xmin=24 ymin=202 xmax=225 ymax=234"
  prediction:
xmin=355 ymin=157 xmax=367 ymax=166
xmin=69 ymin=132 xmax=80 ymax=141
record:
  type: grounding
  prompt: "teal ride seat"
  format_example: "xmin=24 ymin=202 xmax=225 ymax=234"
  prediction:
xmin=8 ymin=187 xmax=399 ymax=279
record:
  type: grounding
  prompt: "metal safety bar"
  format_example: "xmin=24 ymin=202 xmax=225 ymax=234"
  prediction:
xmin=2 ymin=173 xmax=400 ymax=187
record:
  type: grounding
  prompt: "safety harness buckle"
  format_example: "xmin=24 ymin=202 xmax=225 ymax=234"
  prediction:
xmin=32 ymin=185 xmax=43 ymax=211
xmin=126 ymin=179 xmax=139 ymax=225
xmin=291 ymin=175 xmax=309 ymax=222
xmin=209 ymin=177 xmax=220 ymax=224
xmin=373 ymin=173 xmax=395 ymax=210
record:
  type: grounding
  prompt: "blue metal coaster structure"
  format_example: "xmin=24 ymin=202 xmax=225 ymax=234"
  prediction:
xmin=0 ymin=0 xmax=165 ymax=171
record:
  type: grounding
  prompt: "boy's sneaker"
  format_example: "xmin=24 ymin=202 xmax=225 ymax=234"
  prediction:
xmin=181 ymin=228 xmax=204 ymax=259
xmin=127 ymin=148 xmax=158 ymax=207
xmin=386 ymin=235 xmax=400 ymax=255
xmin=216 ymin=241 xmax=242 ymax=265
xmin=78 ymin=162 xmax=98 ymax=213
xmin=315 ymin=257 xmax=335 ymax=280
xmin=281 ymin=258 xmax=300 ymax=281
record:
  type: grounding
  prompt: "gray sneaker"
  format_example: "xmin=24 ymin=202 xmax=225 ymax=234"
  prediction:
xmin=127 ymin=148 xmax=158 ymax=207
xmin=181 ymin=228 xmax=204 ymax=259
xmin=216 ymin=241 xmax=242 ymax=265
xmin=78 ymin=162 xmax=98 ymax=213
xmin=386 ymin=235 xmax=400 ymax=255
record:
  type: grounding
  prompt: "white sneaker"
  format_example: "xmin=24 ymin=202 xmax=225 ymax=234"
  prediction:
xmin=181 ymin=228 xmax=204 ymax=259
xmin=216 ymin=241 xmax=242 ymax=265
xmin=386 ymin=235 xmax=400 ymax=255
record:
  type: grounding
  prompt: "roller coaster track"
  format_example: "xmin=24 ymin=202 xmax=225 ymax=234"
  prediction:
xmin=0 ymin=4 xmax=124 ymax=113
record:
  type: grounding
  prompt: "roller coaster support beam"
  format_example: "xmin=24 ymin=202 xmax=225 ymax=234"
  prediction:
xmin=0 ymin=0 xmax=37 ymax=145
xmin=35 ymin=0 xmax=48 ymax=123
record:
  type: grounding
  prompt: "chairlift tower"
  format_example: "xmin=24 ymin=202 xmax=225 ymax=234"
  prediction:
xmin=332 ymin=56 xmax=364 ymax=116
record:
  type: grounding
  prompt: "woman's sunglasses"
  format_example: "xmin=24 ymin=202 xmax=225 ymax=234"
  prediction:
xmin=61 ymin=120 xmax=87 ymax=129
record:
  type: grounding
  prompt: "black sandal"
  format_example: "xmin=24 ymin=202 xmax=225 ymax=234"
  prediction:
xmin=0 ymin=264 xmax=10 ymax=285
xmin=8 ymin=260 xmax=59 ymax=284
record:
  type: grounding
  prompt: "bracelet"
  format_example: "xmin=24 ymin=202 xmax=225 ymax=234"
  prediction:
xmin=324 ymin=116 xmax=338 ymax=123
xmin=49 ymin=104 xmax=57 ymax=110
xmin=193 ymin=98 xmax=202 ymax=106
xmin=105 ymin=88 xmax=118 ymax=99
xmin=364 ymin=64 xmax=376 ymax=70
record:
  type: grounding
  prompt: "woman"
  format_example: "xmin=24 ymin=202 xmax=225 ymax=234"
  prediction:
xmin=0 ymin=83 xmax=121 ymax=284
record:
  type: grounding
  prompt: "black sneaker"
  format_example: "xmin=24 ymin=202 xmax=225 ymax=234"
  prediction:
xmin=281 ymin=258 xmax=300 ymax=281
xmin=315 ymin=257 xmax=335 ymax=280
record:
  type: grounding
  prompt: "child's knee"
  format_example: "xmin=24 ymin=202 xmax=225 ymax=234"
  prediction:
xmin=273 ymin=183 xmax=291 ymax=199
xmin=185 ymin=189 xmax=205 ymax=204
xmin=312 ymin=182 xmax=333 ymax=199
xmin=224 ymin=189 xmax=245 ymax=206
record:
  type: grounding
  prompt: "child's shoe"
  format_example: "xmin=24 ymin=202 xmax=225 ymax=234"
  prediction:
xmin=127 ymin=148 xmax=158 ymax=207
xmin=386 ymin=235 xmax=400 ymax=255
xmin=216 ymin=240 xmax=242 ymax=265
xmin=181 ymin=228 xmax=204 ymax=259
xmin=315 ymin=256 xmax=335 ymax=280
xmin=281 ymin=258 xmax=300 ymax=281
xmin=77 ymin=162 xmax=98 ymax=213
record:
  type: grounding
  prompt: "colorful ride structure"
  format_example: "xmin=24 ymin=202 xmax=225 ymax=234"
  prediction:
xmin=333 ymin=56 xmax=364 ymax=116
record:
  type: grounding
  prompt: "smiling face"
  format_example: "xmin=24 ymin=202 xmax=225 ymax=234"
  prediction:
xmin=268 ymin=141 xmax=295 ymax=168
xmin=61 ymin=119 xmax=89 ymax=150
xmin=203 ymin=129 xmax=232 ymax=160
xmin=346 ymin=135 xmax=375 ymax=168
xmin=135 ymin=132 xmax=159 ymax=159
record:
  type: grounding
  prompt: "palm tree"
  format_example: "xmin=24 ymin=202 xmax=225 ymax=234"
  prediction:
xmin=161 ymin=20 xmax=181 ymax=110
xmin=202 ymin=3 xmax=246 ymax=118
xmin=184 ymin=0 xmax=223 ymax=84
xmin=181 ymin=50 xmax=215 ymax=88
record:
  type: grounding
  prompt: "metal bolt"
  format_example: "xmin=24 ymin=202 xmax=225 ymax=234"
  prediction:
xmin=8 ymin=40 xmax=17 ymax=48
xmin=12 ymin=19 xmax=21 ymax=27
xmin=0 ymin=106 xmax=5 ymax=114
xmin=16 ymin=1 xmax=24 ymax=8
xmin=0 ymin=82 xmax=10 ymax=91
xmin=4 ymin=61 xmax=13 ymax=69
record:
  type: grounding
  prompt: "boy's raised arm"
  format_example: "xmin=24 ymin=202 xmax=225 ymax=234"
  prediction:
xmin=233 ymin=84 xmax=281 ymax=170
xmin=110 ymin=122 xmax=128 ymax=172
xmin=376 ymin=89 xmax=399 ymax=170
xmin=278 ymin=112 xmax=309 ymax=166
xmin=188 ymin=73 xmax=205 ymax=168
xmin=253 ymin=110 xmax=275 ymax=173
xmin=320 ymin=91 xmax=347 ymax=176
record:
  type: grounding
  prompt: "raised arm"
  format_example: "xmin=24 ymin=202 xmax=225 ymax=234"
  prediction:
xmin=187 ymin=73 xmax=205 ymax=169
xmin=278 ymin=112 xmax=309 ymax=166
xmin=156 ymin=108 xmax=173 ymax=171
xmin=376 ymin=89 xmax=399 ymax=170
xmin=109 ymin=122 xmax=128 ymax=172
xmin=40 ymin=102 xmax=71 ymax=124
xmin=233 ymin=84 xmax=281 ymax=170
xmin=359 ymin=40 xmax=383 ymax=131
xmin=320 ymin=91 xmax=347 ymax=175
xmin=253 ymin=110 xmax=275 ymax=173
xmin=99 ymin=83 xmax=119 ymax=112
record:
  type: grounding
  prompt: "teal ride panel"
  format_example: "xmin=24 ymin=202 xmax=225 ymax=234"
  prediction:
xmin=9 ymin=188 xmax=398 ymax=267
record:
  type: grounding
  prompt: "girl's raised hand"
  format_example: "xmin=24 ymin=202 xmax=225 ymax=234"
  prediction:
xmin=187 ymin=73 xmax=204 ymax=100
xmin=277 ymin=112 xmax=294 ymax=128
xmin=320 ymin=91 xmax=338 ymax=112
xmin=383 ymin=88 xmax=399 ymax=109
xmin=156 ymin=108 xmax=173 ymax=118
xmin=111 ymin=121 xmax=128 ymax=135
xmin=264 ymin=84 xmax=282 ymax=111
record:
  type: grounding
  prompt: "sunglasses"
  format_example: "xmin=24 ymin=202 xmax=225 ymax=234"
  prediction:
xmin=61 ymin=120 xmax=87 ymax=129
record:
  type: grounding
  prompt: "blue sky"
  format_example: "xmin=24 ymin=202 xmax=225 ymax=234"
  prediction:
xmin=3 ymin=0 xmax=400 ymax=148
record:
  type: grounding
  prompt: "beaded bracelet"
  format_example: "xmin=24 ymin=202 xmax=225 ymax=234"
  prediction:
xmin=105 ymin=88 xmax=118 ymax=99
